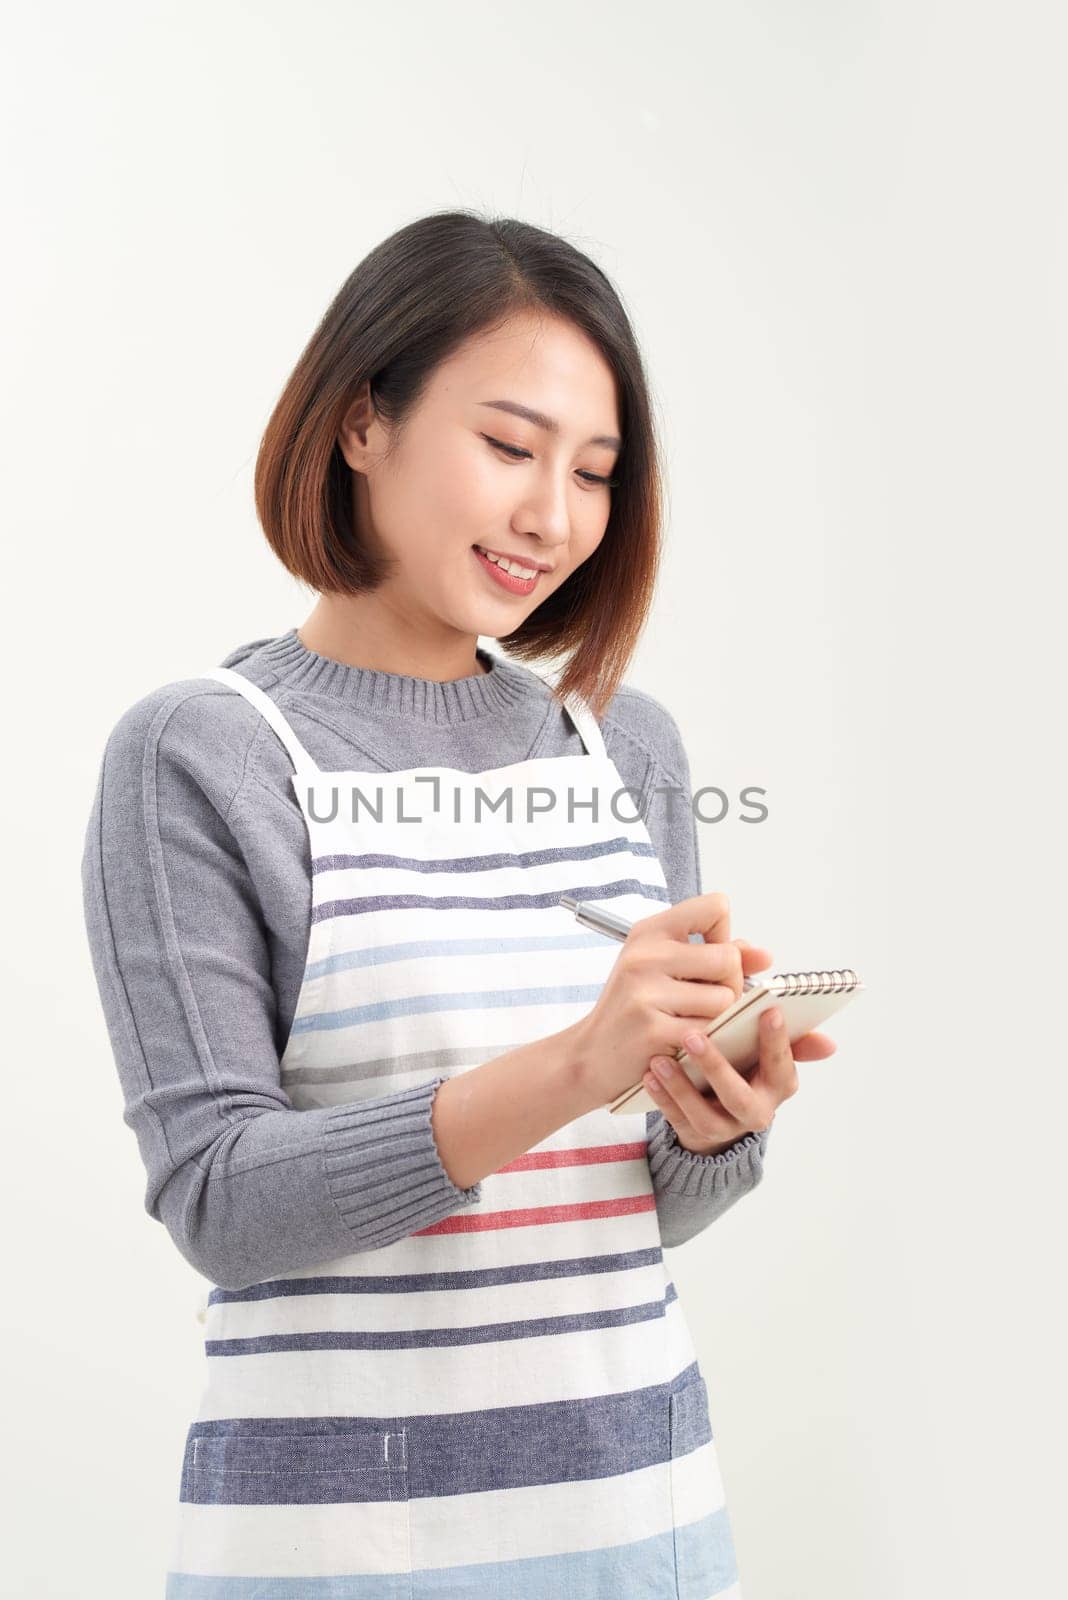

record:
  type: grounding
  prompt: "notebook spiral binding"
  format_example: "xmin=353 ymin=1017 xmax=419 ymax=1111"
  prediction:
xmin=762 ymin=969 xmax=861 ymax=994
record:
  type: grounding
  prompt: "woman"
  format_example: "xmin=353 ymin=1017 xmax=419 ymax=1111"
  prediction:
xmin=82 ymin=211 xmax=835 ymax=1598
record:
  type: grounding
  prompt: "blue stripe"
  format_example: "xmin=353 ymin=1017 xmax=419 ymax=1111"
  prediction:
xmin=311 ymin=878 xmax=671 ymax=925
xmin=207 ymin=1247 xmax=666 ymax=1307
xmin=205 ymin=1283 xmax=679 ymax=1358
xmin=290 ymin=981 xmax=607 ymax=1035
xmin=312 ymin=835 xmax=658 ymax=876
xmin=304 ymin=930 xmax=607 ymax=982
xmin=178 ymin=1357 xmax=705 ymax=1505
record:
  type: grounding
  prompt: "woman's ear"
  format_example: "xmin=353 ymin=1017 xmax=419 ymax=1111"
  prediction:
xmin=337 ymin=377 xmax=381 ymax=472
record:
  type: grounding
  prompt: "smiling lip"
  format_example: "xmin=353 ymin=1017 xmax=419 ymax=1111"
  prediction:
xmin=472 ymin=545 xmax=550 ymax=595
xmin=473 ymin=545 xmax=554 ymax=573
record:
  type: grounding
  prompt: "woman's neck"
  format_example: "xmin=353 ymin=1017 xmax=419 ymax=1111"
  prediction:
xmin=297 ymin=596 xmax=488 ymax=681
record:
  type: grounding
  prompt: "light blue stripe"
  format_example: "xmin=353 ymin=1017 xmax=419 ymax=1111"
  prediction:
xmin=674 ymin=1506 xmax=740 ymax=1598
xmin=304 ymin=931 xmax=607 ymax=983
xmin=166 ymin=1575 xmax=412 ymax=1598
xmin=290 ymin=982 xmax=606 ymax=1035
xmin=407 ymin=1514 xmax=738 ymax=1600
xmin=165 ymin=1513 xmax=737 ymax=1598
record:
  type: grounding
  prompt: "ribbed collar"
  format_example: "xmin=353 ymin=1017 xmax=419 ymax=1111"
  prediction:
xmin=245 ymin=628 xmax=544 ymax=724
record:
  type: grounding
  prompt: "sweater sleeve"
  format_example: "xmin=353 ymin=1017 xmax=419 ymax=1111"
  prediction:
xmin=611 ymin=692 xmax=771 ymax=1250
xmin=80 ymin=687 xmax=482 ymax=1292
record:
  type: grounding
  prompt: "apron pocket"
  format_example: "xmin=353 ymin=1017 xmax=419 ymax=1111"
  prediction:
xmin=179 ymin=1426 xmax=412 ymax=1590
xmin=188 ymin=1428 xmax=407 ymax=1503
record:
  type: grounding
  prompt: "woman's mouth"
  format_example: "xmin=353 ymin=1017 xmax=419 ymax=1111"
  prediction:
xmin=472 ymin=545 xmax=542 ymax=595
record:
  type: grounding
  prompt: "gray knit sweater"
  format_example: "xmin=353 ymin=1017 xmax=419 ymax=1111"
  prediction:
xmin=80 ymin=629 xmax=769 ymax=1289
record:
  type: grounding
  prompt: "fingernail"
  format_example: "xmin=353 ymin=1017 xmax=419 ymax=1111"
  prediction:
xmin=767 ymin=1008 xmax=782 ymax=1030
xmin=652 ymin=1056 xmax=674 ymax=1079
xmin=684 ymin=1032 xmax=706 ymax=1055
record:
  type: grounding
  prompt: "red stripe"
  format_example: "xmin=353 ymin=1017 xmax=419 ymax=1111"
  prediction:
xmin=498 ymin=1140 xmax=648 ymax=1173
xmin=414 ymin=1193 xmax=657 ymax=1235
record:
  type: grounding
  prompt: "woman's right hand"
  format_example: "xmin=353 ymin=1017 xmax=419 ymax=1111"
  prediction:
xmin=569 ymin=893 xmax=774 ymax=1103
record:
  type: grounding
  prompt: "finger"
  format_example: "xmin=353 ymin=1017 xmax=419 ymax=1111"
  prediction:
xmin=642 ymin=1055 xmax=744 ymax=1144
xmin=737 ymin=943 xmax=774 ymax=979
xmin=747 ymin=1008 xmax=799 ymax=1104
xmin=650 ymin=892 xmax=732 ymax=947
xmin=665 ymin=976 xmax=739 ymax=1022
xmin=790 ymin=1031 xmax=837 ymax=1061
xmin=664 ymin=939 xmax=768 ymax=1033
xmin=663 ymin=940 xmax=748 ymax=983
xmin=682 ymin=1032 xmax=767 ymax=1128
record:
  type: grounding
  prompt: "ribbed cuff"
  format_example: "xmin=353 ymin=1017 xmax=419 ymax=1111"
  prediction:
xmin=322 ymin=1077 xmax=482 ymax=1250
xmin=646 ymin=1112 xmax=770 ymax=1200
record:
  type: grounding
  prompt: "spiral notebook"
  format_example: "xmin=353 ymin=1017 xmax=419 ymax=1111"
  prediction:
xmin=607 ymin=967 xmax=864 ymax=1116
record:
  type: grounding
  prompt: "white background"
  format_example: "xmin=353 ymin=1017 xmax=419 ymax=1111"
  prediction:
xmin=3 ymin=2 xmax=1063 ymax=1595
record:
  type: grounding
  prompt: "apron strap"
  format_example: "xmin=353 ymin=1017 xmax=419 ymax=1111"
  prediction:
xmin=559 ymin=690 xmax=607 ymax=759
xmin=200 ymin=666 xmax=321 ymax=777
xmin=483 ymin=646 xmax=608 ymax=759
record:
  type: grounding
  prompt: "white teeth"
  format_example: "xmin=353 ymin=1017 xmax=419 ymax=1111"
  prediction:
xmin=476 ymin=547 xmax=539 ymax=580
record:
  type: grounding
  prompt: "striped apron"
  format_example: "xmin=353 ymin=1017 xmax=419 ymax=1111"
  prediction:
xmin=165 ymin=663 xmax=743 ymax=1599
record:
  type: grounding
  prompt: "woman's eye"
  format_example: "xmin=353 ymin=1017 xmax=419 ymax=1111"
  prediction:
xmin=481 ymin=434 xmax=618 ymax=489
xmin=482 ymin=435 xmax=532 ymax=462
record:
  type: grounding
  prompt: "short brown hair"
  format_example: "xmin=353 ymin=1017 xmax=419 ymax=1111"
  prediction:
xmin=254 ymin=209 xmax=664 ymax=718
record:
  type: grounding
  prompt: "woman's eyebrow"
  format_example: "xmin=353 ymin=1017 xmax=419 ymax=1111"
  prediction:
xmin=478 ymin=398 xmax=621 ymax=452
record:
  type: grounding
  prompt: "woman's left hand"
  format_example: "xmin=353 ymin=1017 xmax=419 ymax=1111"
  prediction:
xmin=641 ymin=1006 xmax=837 ymax=1156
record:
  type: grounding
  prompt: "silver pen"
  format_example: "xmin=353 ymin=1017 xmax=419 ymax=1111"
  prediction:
xmin=559 ymin=894 xmax=757 ymax=989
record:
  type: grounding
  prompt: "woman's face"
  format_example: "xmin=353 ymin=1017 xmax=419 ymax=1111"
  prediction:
xmin=338 ymin=310 xmax=622 ymax=648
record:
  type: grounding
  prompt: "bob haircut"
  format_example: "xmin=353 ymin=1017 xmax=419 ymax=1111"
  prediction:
xmin=254 ymin=209 xmax=664 ymax=719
